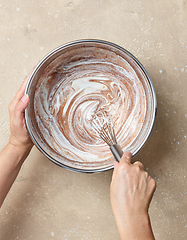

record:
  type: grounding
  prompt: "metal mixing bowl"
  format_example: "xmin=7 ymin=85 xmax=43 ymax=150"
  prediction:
xmin=25 ymin=39 xmax=157 ymax=173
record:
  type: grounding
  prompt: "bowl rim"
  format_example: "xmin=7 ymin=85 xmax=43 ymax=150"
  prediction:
xmin=25 ymin=39 xmax=157 ymax=173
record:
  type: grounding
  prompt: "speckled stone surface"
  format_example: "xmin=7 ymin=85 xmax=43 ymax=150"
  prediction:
xmin=0 ymin=0 xmax=187 ymax=239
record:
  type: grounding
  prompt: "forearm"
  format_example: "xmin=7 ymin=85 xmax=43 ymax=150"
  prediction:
xmin=115 ymin=213 xmax=155 ymax=240
xmin=0 ymin=142 xmax=32 ymax=207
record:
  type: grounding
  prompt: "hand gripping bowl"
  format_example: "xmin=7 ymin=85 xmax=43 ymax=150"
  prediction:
xmin=25 ymin=40 xmax=157 ymax=173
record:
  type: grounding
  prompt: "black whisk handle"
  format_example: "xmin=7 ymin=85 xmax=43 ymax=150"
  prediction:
xmin=110 ymin=144 xmax=123 ymax=162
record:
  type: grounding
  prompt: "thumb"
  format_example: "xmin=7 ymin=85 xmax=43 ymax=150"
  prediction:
xmin=13 ymin=94 xmax=30 ymax=125
xmin=20 ymin=94 xmax=30 ymax=110
xmin=120 ymin=151 xmax=132 ymax=164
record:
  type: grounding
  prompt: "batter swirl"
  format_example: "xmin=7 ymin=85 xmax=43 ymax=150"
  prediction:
xmin=34 ymin=47 xmax=146 ymax=168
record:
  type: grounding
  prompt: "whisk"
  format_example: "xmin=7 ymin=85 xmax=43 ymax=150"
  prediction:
xmin=92 ymin=111 xmax=123 ymax=162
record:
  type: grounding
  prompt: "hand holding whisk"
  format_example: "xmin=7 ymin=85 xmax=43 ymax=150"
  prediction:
xmin=92 ymin=111 xmax=123 ymax=162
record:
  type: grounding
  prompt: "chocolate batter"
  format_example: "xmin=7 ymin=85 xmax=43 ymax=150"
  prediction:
xmin=33 ymin=46 xmax=146 ymax=170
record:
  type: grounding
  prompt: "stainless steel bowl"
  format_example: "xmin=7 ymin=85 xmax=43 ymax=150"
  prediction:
xmin=25 ymin=39 xmax=157 ymax=173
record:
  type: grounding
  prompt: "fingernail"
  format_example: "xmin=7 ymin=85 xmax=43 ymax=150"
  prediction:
xmin=123 ymin=151 xmax=132 ymax=156
xmin=21 ymin=94 xmax=29 ymax=103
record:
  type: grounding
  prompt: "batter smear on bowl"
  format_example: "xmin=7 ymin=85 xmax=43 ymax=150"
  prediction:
xmin=33 ymin=46 xmax=146 ymax=170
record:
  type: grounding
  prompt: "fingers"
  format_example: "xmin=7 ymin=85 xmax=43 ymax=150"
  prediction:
xmin=120 ymin=151 xmax=132 ymax=164
xmin=133 ymin=161 xmax=144 ymax=170
xmin=11 ymin=94 xmax=30 ymax=127
xmin=16 ymin=94 xmax=30 ymax=113
xmin=114 ymin=160 xmax=119 ymax=169
xmin=112 ymin=152 xmax=149 ymax=181
xmin=147 ymin=177 xmax=157 ymax=194
xmin=112 ymin=152 xmax=132 ymax=179
xmin=15 ymin=75 xmax=30 ymax=100
xmin=9 ymin=72 xmax=32 ymax=112
xmin=112 ymin=161 xmax=119 ymax=179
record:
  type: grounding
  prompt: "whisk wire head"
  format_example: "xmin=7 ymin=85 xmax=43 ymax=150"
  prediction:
xmin=92 ymin=111 xmax=117 ymax=146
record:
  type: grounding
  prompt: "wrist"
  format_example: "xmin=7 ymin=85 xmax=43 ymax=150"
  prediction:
xmin=0 ymin=140 xmax=32 ymax=207
xmin=7 ymin=138 xmax=33 ymax=164
xmin=115 ymin=212 xmax=155 ymax=240
xmin=9 ymin=135 xmax=33 ymax=152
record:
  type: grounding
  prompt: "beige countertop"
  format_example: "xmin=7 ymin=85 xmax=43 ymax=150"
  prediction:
xmin=0 ymin=0 xmax=187 ymax=239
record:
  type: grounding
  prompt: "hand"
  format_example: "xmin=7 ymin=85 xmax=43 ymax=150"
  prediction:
xmin=110 ymin=152 xmax=156 ymax=240
xmin=0 ymin=73 xmax=34 ymax=207
xmin=8 ymin=74 xmax=33 ymax=150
